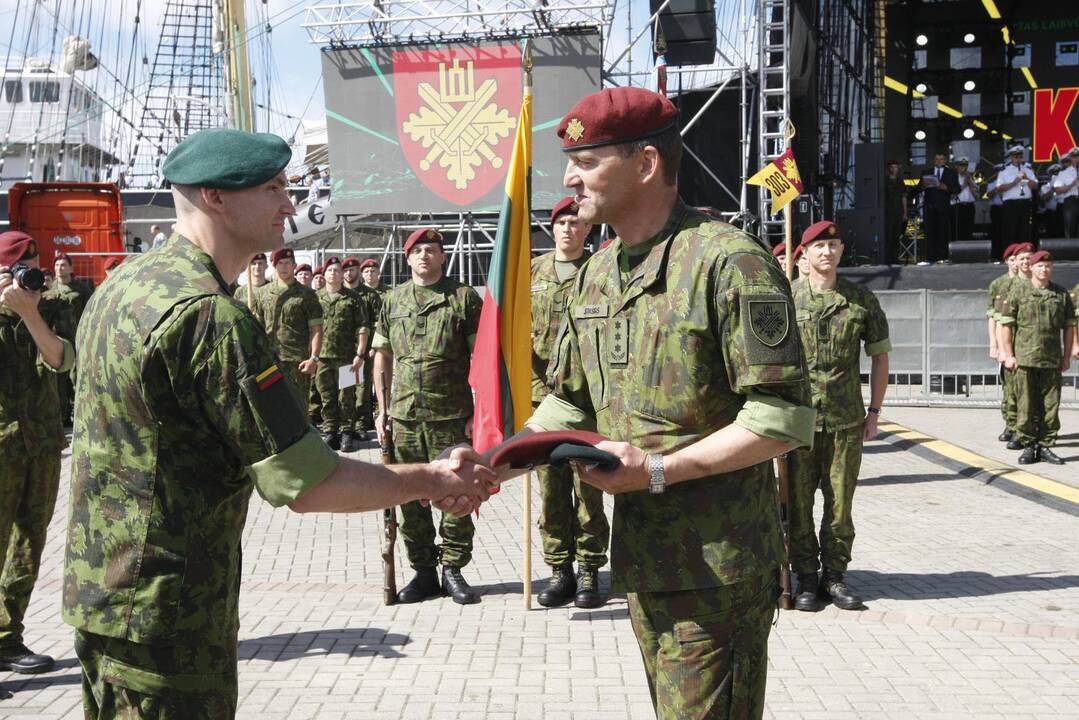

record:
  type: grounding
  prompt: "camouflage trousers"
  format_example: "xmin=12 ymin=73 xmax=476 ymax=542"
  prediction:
xmin=308 ymin=380 xmax=322 ymax=425
xmin=315 ymin=358 xmax=356 ymax=434
xmin=354 ymin=353 xmax=376 ymax=433
xmin=1014 ymin=366 xmax=1062 ymax=446
xmin=281 ymin=360 xmax=313 ymax=407
xmin=788 ymin=425 xmax=863 ymax=576
xmin=1000 ymin=364 xmax=1017 ymax=431
xmin=57 ymin=369 xmax=75 ymax=423
xmin=536 ymin=462 xmax=609 ymax=569
xmin=75 ymin=630 xmax=237 ymax=719
xmin=0 ymin=449 xmax=60 ymax=649
xmin=627 ymin=573 xmax=778 ymax=720
xmin=392 ymin=417 xmax=474 ymax=568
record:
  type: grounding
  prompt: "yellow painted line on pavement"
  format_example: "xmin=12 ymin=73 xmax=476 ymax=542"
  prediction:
xmin=878 ymin=420 xmax=1079 ymax=505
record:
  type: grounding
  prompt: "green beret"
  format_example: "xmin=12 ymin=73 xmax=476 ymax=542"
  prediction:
xmin=162 ymin=128 xmax=292 ymax=189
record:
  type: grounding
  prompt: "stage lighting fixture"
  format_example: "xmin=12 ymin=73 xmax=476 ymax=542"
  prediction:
xmin=964 ymin=33 xmax=976 ymax=44
xmin=915 ymin=83 xmax=928 ymax=93
xmin=963 ymin=128 xmax=975 ymax=139
xmin=915 ymin=130 xmax=927 ymax=140
xmin=964 ymin=80 xmax=976 ymax=91
xmin=916 ymin=34 xmax=929 ymax=46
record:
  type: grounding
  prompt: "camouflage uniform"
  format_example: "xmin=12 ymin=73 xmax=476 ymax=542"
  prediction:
xmin=315 ymin=287 xmax=370 ymax=434
xmin=43 ymin=277 xmax=93 ymax=420
xmin=232 ymin=278 xmax=268 ymax=302
xmin=530 ymin=250 xmax=609 ymax=569
xmin=530 ymin=204 xmax=815 ymax=719
xmin=373 ymin=277 xmax=481 ymax=569
xmin=251 ymin=278 xmax=323 ymax=400
xmin=0 ymin=299 xmax=74 ymax=652
xmin=63 ymin=236 xmax=338 ymax=715
xmin=788 ymin=278 xmax=890 ymax=576
xmin=999 ymin=281 xmax=1076 ymax=446
xmin=356 ymin=283 xmax=390 ymax=434
xmin=987 ymin=273 xmax=1017 ymax=432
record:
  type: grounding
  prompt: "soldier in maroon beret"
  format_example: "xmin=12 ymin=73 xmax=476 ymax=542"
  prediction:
xmin=295 ymin=263 xmax=313 ymax=288
xmin=341 ymin=256 xmax=362 ymax=292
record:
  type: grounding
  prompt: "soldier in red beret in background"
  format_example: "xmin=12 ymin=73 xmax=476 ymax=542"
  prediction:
xmin=295 ymin=262 xmax=313 ymax=288
xmin=312 ymin=264 xmax=326 ymax=291
xmin=355 ymin=257 xmax=390 ymax=441
xmin=232 ymin=252 xmax=270 ymax=301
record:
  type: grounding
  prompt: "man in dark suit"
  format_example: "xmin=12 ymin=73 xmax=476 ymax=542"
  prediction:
xmin=921 ymin=152 xmax=959 ymax=262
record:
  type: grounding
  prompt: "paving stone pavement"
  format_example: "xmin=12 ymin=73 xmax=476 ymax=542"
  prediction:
xmin=2 ymin=411 xmax=1079 ymax=719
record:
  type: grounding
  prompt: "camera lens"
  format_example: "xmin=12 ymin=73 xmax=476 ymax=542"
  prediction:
xmin=11 ymin=263 xmax=45 ymax=292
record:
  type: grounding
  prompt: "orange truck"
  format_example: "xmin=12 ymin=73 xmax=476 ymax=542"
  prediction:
xmin=7 ymin=182 xmax=124 ymax=286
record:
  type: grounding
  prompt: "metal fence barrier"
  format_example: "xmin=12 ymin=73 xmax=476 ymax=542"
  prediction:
xmin=860 ymin=290 xmax=1079 ymax=409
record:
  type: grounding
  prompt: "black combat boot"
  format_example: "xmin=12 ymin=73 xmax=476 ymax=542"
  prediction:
xmin=821 ymin=570 xmax=863 ymax=610
xmin=1038 ymin=445 xmax=1065 ymax=465
xmin=324 ymin=431 xmax=341 ymax=451
xmin=537 ymin=563 xmax=576 ymax=607
xmin=442 ymin=566 xmax=480 ymax=605
xmin=1006 ymin=438 xmax=1024 ymax=450
xmin=793 ymin=573 xmax=823 ymax=612
xmin=1018 ymin=445 xmax=1038 ymax=464
xmin=574 ymin=566 xmax=604 ymax=609
xmin=396 ymin=567 xmax=442 ymax=603
xmin=998 ymin=428 xmax=1013 ymax=442
xmin=339 ymin=431 xmax=356 ymax=453
xmin=0 ymin=644 xmax=54 ymax=674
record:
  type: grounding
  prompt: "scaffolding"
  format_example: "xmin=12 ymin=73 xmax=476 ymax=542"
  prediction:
xmin=130 ymin=0 xmax=224 ymax=188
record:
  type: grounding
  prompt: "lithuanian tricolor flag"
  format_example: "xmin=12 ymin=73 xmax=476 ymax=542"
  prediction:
xmin=469 ymin=81 xmax=533 ymax=454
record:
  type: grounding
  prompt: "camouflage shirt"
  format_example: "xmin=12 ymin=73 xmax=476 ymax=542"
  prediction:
xmin=62 ymin=235 xmax=338 ymax=648
xmin=251 ymin=278 xmax=323 ymax=361
xmin=0 ymin=299 xmax=76 ymax=455
xmin=372 ymin=276 xmax=481 ymax=422
xmin=986 ymin=273 xmax=1012 ymax=321
xmin=533 ymin=202 xmax=815 ymax=593
xmin=994 ymin=275 xmax=1029 ymax=320
xmin=999 ymin=280 xmax=1077 ymax=368
xmin=232 ymin=278 xmax=269 ymax=301
xmin=793 ymin=277 xmax=891 ymax=432
xmin=317 ymin=287 xmax=370 ymax=359
xmin=530 ymin=250 xmax=589 ymax=405
xmin=44 ymin=278 xmax=94 ymax=329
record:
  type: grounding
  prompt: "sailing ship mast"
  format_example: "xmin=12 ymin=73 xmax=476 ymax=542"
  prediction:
xmin=220 ymin=0 xmax=254 ymax=133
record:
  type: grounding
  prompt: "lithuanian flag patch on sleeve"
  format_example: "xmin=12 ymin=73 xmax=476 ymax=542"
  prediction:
xmin=256 ymin=364 xmax=284 ymax=390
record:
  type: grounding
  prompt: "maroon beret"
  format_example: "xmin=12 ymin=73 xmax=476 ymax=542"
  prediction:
xmin=270 ymin=248 xmax=294 ymax=265
xmin=324 ymin=256 xmax=342 ymax=268
xmin=489 ymin=430 xmax=618 ymax=471
xmin=54 ymin=252 xmax=71 ymax=263
xmin=250 ymin=253 xmax=267 ymax=263
xmin=1012 ymin=242 xmax=1034 ymax=255
xmin=103 ymin=256 xmax=123 ymax=271
xmin=1027 ymin=250 xmax=1052 ymax=265
xmin=0 ymin=231 xmax=37 ymax=267
xmin=295 ymin=263 xmax=312 ymax=273
xmin=799 ymin=221 xmax=842 ymax=250
xmin=550 ymin=197 xmax=579 ymax=224
xmin=359 ymin=258 xmax=378 ymax=270
xmin=792 ymin=244 xmax=804 ymax=262
xmin=341 ymin=257 xmax=360 ymax=269
xmin=313 ymin=265 xmax=324 ymax=276
xmin=1001 ymin=243 xmax=1019 ymax=260
xmin=772 ymin=242 xmax=787 ymax=258
xmin=558 ymin=87 xmax=678 ymax=152
xmin=404 ymin=227 xmax=443 ymax=255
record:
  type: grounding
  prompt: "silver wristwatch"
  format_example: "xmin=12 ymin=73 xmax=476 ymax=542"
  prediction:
xmin=647 ymin=453 xmax=666 ymax=494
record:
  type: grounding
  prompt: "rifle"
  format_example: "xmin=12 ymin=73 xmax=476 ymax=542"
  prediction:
xmin=379 ymin=370 xmax=398 ymax=605
xmin=774 ymin=453 xmax=794 ymax=610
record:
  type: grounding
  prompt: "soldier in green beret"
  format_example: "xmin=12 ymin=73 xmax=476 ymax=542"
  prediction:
xmin=0 ymin=231 xmax=75 ymax=676
xmin=504 ymin=87 xmax=815 ymax=719
xmin=999 ymin=250 xmax=1075 ymax=465
xmin=373 ymin=228 xmax=484 ymax=605
xmin=44 ymin=252 xmax=93 ymax=422
xmin=315 ymin=256 xmax=370 ymax=452
xmin=531 ymin=198 xmax=610 ymax=609
xmin=63 ymin=128 xmax=496 ymax=719
xmin=787 ymin=221 xmax=891 ymax=613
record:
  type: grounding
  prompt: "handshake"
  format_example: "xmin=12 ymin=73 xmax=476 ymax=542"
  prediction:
xmin=421 ymin=430 xmax=624 ymax=518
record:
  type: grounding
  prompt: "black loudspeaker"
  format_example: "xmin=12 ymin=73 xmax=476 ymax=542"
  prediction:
xmin=854 ymin=143 xmax=885 ymax=209
xmin=1039 ymin=238 xmax=1079 ymax=261
xmin=948 ymin=240 xmax=992 ymax=263
xmin=651 ymin=0 xmax=717 ymax=66
xmin=835 ymin=207 xmax=886 ymax=265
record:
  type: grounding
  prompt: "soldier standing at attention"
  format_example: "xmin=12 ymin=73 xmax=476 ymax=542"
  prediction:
xmin=312 ymin=265 xmax=325 ymax=291
xmin=531 ymin=197 xmax=610 ymax=609
xmin=316 ymin=256 xmax=370 ymax=452
xmin=994 ymin=242 xmax=1034 ymax=450
xmin=252 ymin=247 xmax=323 ymax=400
xmin=355 ymin=258 xmax=389 ymax=441
xmin=63 ymin=129 xmax=495 ymax=719
xmin=988 ymin=243 xmax=1020 ymax=442
xmin=999 ymin=250 xmax=1075 ymax=465
xmin=0 ymin=231 xmax=75 ymax=675
xmin=45 ymin=251 xmax=93 ymax=423
xmin=233 ymin=252 xmax=270 ymax=301
xmin=373 ymin=228 xmax=484 ymax=605
xmin=504 ymin=87 xmax=814 ymax=718
xmin=787 ymin=221 xmax=890 ymax=612
xmin=295 ymin=262 xmax=313 ymax=288
xmin=342 ymin=256 xmax=363 ymax=292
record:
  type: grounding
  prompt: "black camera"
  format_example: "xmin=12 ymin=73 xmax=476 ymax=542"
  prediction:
xmin=9 ymin=262 xmax=45 ymax=292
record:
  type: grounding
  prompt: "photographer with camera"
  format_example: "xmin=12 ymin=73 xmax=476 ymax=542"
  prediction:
xmin=0 ymin=230 xmax=75 ymax=674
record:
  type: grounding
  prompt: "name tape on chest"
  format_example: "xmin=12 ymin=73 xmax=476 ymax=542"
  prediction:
xmin=574 ymin=303 xmax=609 ymax=319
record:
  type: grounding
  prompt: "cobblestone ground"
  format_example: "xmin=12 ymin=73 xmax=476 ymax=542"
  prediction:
xmin=2 ymin=414 xmax=1078 ymax=719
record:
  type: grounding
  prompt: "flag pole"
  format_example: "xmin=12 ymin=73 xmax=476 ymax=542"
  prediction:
xmin=783 ymin=120 xmax=796 ymax=282
xmin=522 ymin=40 xmax=534 ymax=611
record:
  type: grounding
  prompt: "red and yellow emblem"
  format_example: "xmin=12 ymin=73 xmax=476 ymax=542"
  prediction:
xmin=394 ymin=44 xmax=522 ymax=206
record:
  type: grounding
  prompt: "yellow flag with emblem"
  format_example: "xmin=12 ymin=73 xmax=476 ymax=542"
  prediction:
xmin=747 ymin=148 xmax=804 ymax=215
